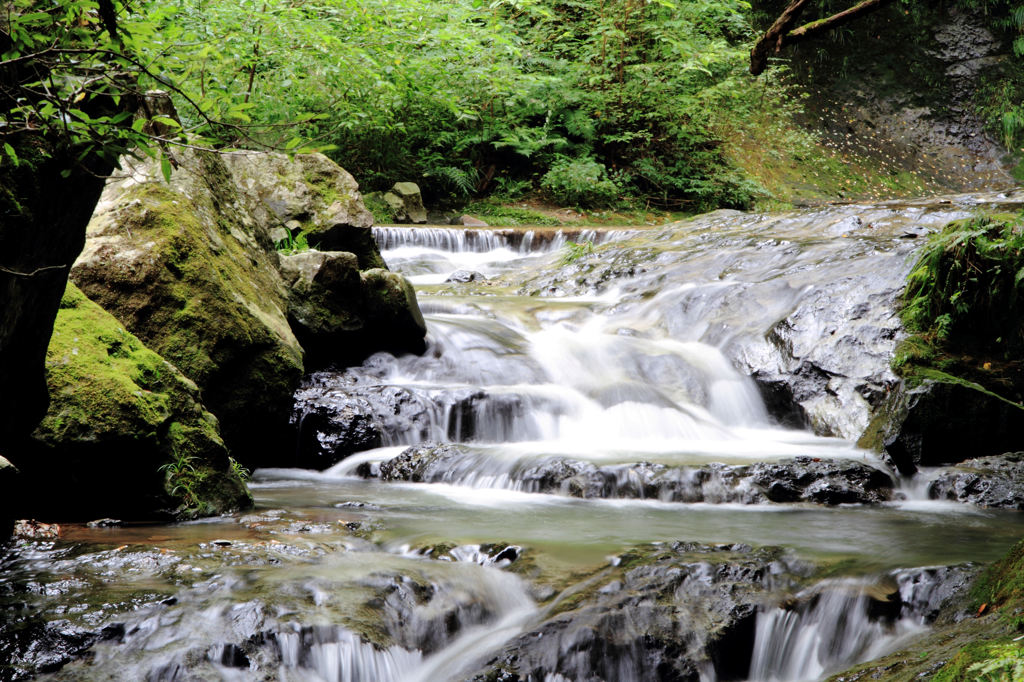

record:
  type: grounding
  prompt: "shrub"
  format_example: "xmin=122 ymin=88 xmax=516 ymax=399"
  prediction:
xmin=541 ymin=157 xmax=621 ymax=208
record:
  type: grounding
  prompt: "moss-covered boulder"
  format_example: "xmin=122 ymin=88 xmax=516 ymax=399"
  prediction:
xmin=278 ymin=252 xmax=426 ymax=367
xmin=71 ymin=150 xmax=305 ymax=465
xmin=223 ymin=151 xmax=385 ymax=269
xmin=10 ymin=284 xmax=251 ymax=520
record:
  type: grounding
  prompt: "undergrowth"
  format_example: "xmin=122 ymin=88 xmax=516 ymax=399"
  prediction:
xmin=895 ymin=214 xmax=1024 ymax=404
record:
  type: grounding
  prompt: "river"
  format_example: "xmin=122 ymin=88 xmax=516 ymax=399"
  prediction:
xmin=4 ymin=192 xmax=1024 ymax=681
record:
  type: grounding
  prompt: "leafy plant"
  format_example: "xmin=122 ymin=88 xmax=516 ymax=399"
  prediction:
xmin=560 ymin=240 xmax=596 ymax=265
xmin=228 ymin=456 xmax=251 ymax=483
xmin=275 ymin=231 xmax=311 ymax=255
xmin=541 ymin=157 xmax=622 ymax=208
xmin=967 ymin=643 xmax=1024 ymax=681
xmin=159 ymin=454 xmax=206 ymax=510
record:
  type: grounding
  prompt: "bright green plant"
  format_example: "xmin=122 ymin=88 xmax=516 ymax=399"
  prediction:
xmin=275 ymin=231 xmax=311 ymax=255
xmin=228 ymin=457 xmax=251 ymax=483
xmin=902 ymin=214 xmax=1024 ymax=354
xmin=560 ymin=240 xmax=596 ymax=265
xmin=158 ymin=453 xmax=206 ymax=510
xmin=966 ymin=643 xmax=1024 ymax=681
xmin=541 ymin=157 xmax=622 ymax=208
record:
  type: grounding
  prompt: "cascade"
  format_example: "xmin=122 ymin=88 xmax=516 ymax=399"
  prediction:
xmin=7 ymin=192 xmax=1024 ymax=681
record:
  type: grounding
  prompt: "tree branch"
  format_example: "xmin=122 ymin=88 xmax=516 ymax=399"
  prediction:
xmin=750 ymin=0 xmax=895 ymax=76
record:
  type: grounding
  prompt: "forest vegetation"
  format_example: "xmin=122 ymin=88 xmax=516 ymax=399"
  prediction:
xmin=5 ymin=0 xmax=1024 ymax=219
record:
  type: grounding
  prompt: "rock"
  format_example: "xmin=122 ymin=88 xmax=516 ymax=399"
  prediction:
xmin=471 ymin=542 xmax=810 ymax=682
xmin=386 ymin=182 xmax=428 ymax=224
xmin=11 ymin=284 xmax=251 ymax=520
xmin=928 ymin=452 xmax=1024 ymax=509
xmin=0 ymin=134 xmax=111 ymax=453
xmin=0 ymin=455 xmax=17 ymax=539
xmin=456 ymin=215 xmax=488 ymax=227
xmin=71 ymin=149 xmax=305 ymax=465
xmin=12 ymin=519 xmax=60 ymax=539
xmin=359 ymin=269 xmax=428 ymax=352
xmin=863 ymin=379 xmax=1024 ymax=474
xmin=224 ymin=151 xmax=385 ymax=270
xmin=369 ymin=445 xmax=894 ymax=506
xmin=445 ymin=270 xmax=486 ymax=283
xmin=279 ymin=251 xmax=427 ymax=368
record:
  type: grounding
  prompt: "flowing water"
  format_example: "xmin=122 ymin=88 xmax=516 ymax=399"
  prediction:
xmin=5 ymin=192 xmax=1024 ymax=681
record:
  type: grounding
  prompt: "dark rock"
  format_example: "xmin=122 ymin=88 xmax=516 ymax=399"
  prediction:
xmin=472 ymin=542 xmax=809 ymax=682
xmin=867 ymin=380 xmax=1024 ymax=474
xmin=928 ymin=452 xmax=1024 ymax=509
xmin=446 ymin=270 xmax=486 ymax=283
xmin=279 ymin=250 xmax=426 ymax=368
xmin=0 ymin=456 xmax=17 ymax=540
xmin=369 ymin=445 xmax=895 ymax=506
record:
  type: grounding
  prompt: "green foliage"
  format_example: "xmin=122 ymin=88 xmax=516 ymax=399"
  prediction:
xmin=541 ymin=157 xmax=621 ymax=208
xmin=275 ymin=231 xmax=311 ymax=255
xmin=228 ymin=457 xmax=251 ymax=483
xmin=559 ymin=240 xmax=596 ymax=265
xmin=142 ymin=0 xmax=772 ymax=209
xmin=902 ymin=214 xmax=1024 ymax=355
xmin=967 ymin=643 xmax=1024 ymax=681
xmin=158 ymin=452 xmax=205 ymax=510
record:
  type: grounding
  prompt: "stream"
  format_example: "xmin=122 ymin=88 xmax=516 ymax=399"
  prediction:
xmin=4 ymin=192 xmax=1024 ymax=681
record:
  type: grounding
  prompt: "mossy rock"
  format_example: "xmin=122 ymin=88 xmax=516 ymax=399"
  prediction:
xmin=14 ymin=284 xmax=251 ymax=520
xmin=223 ymin=151 xmax=385 ymax=269
xmin=71 ymin=150 xmax=305 ymax=465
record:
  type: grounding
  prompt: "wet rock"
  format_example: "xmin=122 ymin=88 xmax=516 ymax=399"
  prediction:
xmin=370 ymin=445 xmax=895 ymax=506
xmin=13 ymin=520 xmax=60 ymax=539
xmin=472 ymin=542 xmax=809 ymax=682
xmin=865 ymin=380 xmax=1024 ymax=474
xmin=446 ymin=269 xmax=486 ymax=283
xmin=928 ymin=452 xmax=1024 ymax=509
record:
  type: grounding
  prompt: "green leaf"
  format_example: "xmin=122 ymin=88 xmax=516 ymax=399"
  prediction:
xmin=3 ymin=143 xmax=19 ymax=168
xmin=160 ymin=155 xmax=173 ymax=183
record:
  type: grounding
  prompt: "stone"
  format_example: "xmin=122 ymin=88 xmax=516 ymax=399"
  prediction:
xmin=471 ymin=542 xmax=811 ymax=682
xmin=368 ymin=445 xmax=894 ymax=506
xmin=445 ymin=270 xmax=485 ymax=283
xmin=863 ymin=379 xmax=1024 ymax=474
xmin=387 ymin=182 xmax=428 ymax=224
xmin=928 ymin=452 xmax=1024 ymax=509
xmin=72 ymin=149 xmax=305 ymax=466
xmin=12 ymin=284 xmax=251 ymax=520
xmin=224 ymin=151 xmax=385 ymax=270
xmin=279 ymin=251 xmax=427 ymax=368
xmin=457 ymin=215 xmax=488 ymax=227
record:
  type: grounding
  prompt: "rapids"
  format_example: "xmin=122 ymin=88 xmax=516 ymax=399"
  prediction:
xmin=5 ymin=192 xmax=1024 ymax=681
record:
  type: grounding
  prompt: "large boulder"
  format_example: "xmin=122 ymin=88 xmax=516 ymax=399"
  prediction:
xmin=11 ymin=284 xmax=250 ymax=520
xmin=222 ymin=151 xmax=385 ymax=270
xmin=928 ymin=452 xmax=1024 ymax=509
xmin=71 ymin=150 xmax=304 ymax=465
xmin=381 ymin=182 xmax=428 ymax=224
xmin=860 ymin=378 xmax=1024 ymax=474
xmin=278 ymin=252 xmax=426 ymax=368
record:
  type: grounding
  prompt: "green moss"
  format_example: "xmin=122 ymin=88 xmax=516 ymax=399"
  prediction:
xmin=893 ymin=213 xmax=1024 ymax=406
xmin=37 ymin=283 xmax=251 ymax=518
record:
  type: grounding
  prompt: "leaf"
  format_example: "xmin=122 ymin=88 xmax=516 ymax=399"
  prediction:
xmin=2 ymin=143 xmax=19 ymax=167
xmin=160 ymin=155 xmax=173 ymax=183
